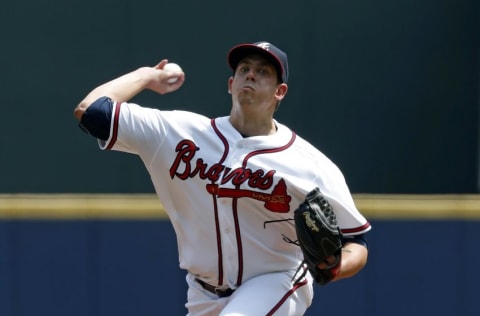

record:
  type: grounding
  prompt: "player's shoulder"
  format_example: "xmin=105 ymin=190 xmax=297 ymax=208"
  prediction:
xmin=123 ymin=103 xmax=207 ymax=120
xmin=281 ymin=125 xmax=343 ymax=172
xmin=163 ymin=109 xmax=210 ymax=121
xmin=287 ymin=129 xmax=328 ymax=159
xmin=148 ymin=108 xmax=211 ymax=125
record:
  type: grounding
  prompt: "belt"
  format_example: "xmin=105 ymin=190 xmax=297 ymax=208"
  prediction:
xmin=195 ymin=278 xmax=235 ymax=298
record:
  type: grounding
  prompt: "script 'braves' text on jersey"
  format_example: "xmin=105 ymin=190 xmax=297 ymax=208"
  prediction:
xmin=96 ymin=98 xmax=371 ymax=291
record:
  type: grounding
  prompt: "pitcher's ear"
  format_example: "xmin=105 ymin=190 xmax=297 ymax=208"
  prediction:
xmin=275 ymin=83 xmax=288 ymax=101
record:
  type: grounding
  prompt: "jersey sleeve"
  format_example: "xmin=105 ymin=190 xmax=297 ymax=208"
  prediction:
xmin=316 ymin=164 xmax=371 ymax=236
xmin=300 ymin=143 xmax=371 ymax=236
xmin=98 ymin=100 xmax=169 ymax=164
xmin=97 ymin=100 xmax=209 ymax=168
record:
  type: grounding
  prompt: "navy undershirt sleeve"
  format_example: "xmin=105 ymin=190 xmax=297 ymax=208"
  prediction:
xmin=342 ymin=234 xmax=368 ymax=248
xmin=78 ymin=96 xmax=114 ymax=141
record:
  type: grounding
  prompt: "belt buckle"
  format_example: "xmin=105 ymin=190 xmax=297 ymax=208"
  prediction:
xmin=195 ymin=278 xmax=234 ymax=298
xmin=214 ymin=286 xmax=233 ymax=298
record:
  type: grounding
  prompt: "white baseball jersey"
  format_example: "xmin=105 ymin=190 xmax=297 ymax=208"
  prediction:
xmin=98 ymin=100 xmax=371 ymax=314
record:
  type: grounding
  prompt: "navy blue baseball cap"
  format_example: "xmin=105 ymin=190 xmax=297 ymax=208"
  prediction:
xmin=228 ymin=41 xmax=289 ymax=83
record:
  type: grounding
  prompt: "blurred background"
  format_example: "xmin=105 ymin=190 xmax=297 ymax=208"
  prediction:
xmin=0 ymin=0 xmax=478 ymax=315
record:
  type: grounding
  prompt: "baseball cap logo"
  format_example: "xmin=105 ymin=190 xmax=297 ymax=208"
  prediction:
xmin=256 ymin=42 xmax=271 ymax=51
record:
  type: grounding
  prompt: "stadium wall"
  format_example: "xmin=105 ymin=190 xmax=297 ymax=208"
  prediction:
xmin=1 ymin=194 xmax=479 ymax=316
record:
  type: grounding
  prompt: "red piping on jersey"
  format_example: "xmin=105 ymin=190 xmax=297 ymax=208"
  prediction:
xmin=231 ymin=197 xmax=243 ymax=286
xmin=242 ymin=132 xmax=296 ymax=163
xmin=234 ymin=132 xmax=297 ymax=285
xmin=210 ymin=118 xmax=230 ymax=286
xmin=105 ymin=101 xmax=122 ymax=150
xmin=211 ymin=118 xmax=297 ymax=287
xmin=266 ymin=278 xmax=308 ymax=315
xmin=210 ymin=119 xmax=296 ymax=286
xmin=211 ymin=192 xmax=224 ymax=286
xmin=211 ymin=119 xmax=230 ymax=163
xmin=341 ymin=222 xmax=371 ymax=234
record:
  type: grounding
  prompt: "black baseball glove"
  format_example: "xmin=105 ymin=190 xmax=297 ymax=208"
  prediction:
xmin=294 ymin=187 xmax=343 ymax=285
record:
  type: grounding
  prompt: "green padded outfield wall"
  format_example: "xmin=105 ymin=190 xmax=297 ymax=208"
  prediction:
xmin=1 ymin=0 xmax=478 ymax=194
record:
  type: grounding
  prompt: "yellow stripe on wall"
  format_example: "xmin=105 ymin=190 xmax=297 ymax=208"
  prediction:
xmin=354 ymin=194 xmax=480 ymax=220
xmin=1 ymin=194 xmax=480 ymax=220
xmin=0 ymin=194 xmax=166 ymax=220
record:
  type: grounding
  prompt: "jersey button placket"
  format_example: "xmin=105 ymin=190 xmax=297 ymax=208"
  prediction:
xmin=218 ymin=146 xmax=245 ymax=284
xmin=218 ymin=212 xmax=237 ymax=284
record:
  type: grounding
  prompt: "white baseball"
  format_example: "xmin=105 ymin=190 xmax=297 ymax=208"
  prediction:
xmin=164 ymin=63 xmax=183 ymax=83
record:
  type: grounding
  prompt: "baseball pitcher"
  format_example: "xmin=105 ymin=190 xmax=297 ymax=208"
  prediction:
xmin=74 ymin=41 xmax=372 ymax=315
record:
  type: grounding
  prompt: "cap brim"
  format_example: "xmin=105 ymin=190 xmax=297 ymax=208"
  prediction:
xmin=227 ymin=44 xmax=284 ymax=82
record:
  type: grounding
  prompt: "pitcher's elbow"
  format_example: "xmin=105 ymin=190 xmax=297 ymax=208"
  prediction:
xmin=73 ymin=103 xmax=87 ymax=121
